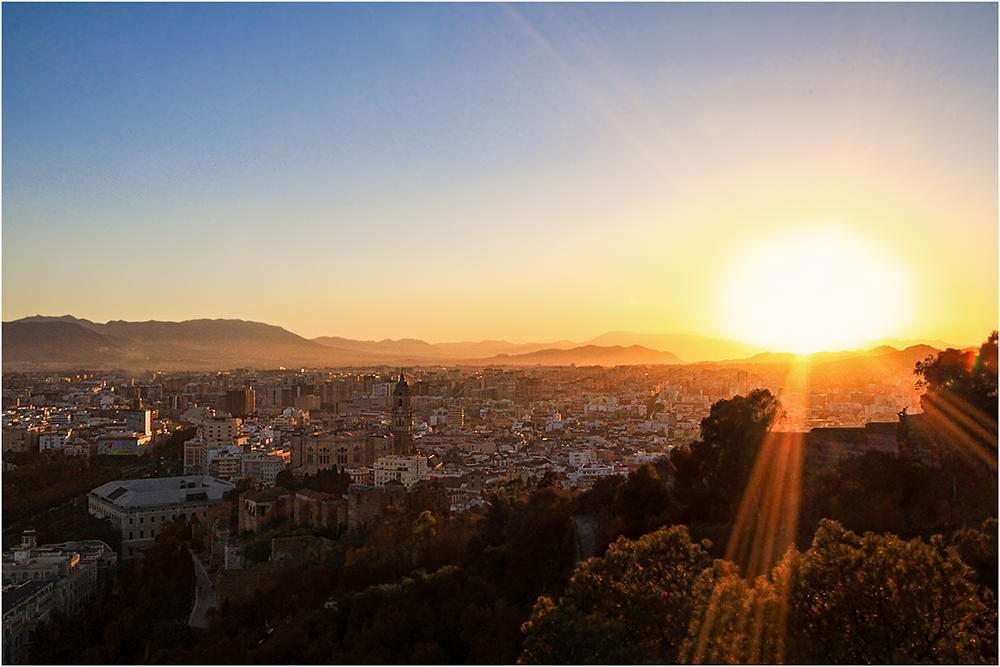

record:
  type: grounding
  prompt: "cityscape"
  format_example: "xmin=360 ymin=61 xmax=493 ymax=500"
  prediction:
xmin=3 ymin=2 xmax=997 ymax=665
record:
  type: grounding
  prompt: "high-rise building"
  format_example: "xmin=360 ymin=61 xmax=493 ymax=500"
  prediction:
xmin=223 ymin=389 xmax=255 ymax=418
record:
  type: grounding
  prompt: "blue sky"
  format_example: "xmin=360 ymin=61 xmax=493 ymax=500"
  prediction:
xmin=3 ymin=3 xmax=996 ymax=348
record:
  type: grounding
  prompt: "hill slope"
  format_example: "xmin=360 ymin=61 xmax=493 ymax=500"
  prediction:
xmin=2 ymin=318 xmax=378 ymax=371
xmin=465 ymin=344 xmax=685 ymax=367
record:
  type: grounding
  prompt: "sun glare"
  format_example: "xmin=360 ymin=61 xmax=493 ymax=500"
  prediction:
xmin=720 ymin=228 xmax=910 ymax=353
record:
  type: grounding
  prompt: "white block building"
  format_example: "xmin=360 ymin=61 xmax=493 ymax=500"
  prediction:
xmin=88 ymin=475 xmax=233 ymax=558
xmin=373 ymin=455 xmax=429 ymax=488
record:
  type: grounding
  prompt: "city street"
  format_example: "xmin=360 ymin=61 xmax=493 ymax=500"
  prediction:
xmin=188 ymin=550 xmax=216 ymax=628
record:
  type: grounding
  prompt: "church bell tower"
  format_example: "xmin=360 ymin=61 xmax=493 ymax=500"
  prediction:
xmin=391 ymin=372 xmax=413 ymax=455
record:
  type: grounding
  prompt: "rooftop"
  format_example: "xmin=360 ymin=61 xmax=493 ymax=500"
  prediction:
xmin=90 ymin=475 xmax=234 ymax=509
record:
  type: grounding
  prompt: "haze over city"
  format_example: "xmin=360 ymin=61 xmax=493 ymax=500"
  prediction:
xmin=3 ymin=3 xmax=996 ymax=353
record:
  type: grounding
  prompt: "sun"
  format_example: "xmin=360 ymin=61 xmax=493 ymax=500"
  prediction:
xmin=719 ymin=227 xmax=910 ymax=353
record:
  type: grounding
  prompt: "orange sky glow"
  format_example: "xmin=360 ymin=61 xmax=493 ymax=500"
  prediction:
xmin=3 ymin=4 xmax=996 ymax=351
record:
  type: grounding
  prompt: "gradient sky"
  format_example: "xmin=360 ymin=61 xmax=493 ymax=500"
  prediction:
xmin=3 ymin=3 xmax=997 ymax=349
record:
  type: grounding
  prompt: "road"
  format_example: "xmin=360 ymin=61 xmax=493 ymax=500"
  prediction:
xmin=571 ymin=515 xmax=599 ymax=564
xmin=187 ymin=550 xmax=216 ymax=628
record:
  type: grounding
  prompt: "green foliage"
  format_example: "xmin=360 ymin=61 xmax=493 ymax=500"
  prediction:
xmin=25 ymin=498 xmax=122 ymax=555
xmin=905 ymin=332 xmax=999 ymax=531
xmin=610 ymin=462 xmax=672 ymax=540
xmin=272 ymin=468 xmax=297 ymax=489
xmin=301 ymin=466 xmax=352 ymax=496
xmin=520 ymin=520 xmax=997 ymax=665
xmin=916 ymin=331 xmax=998 ymax=420
xmin=669 ymin=389 xmax=781 ymax=525
xmin=952 ymin=518 xmax=998 ymax=594
xmin=2 ymin=454 xmax=133 ymax=539
xmin=787 ymin=520 xmax=997 ymax=664
xmin=473 ymin=487 xmax=577 ymax=606
xmin=405 ymin=480 xmax=451 ymax=522
xmin=681 ymin=559 xmax=785 ymax=664
xmin=312 ymin=565 xmax=524 ymax=664
xmin=520 ymin=525 xmax=712 ymax=664
xmin=801 ymin=451 xmax=915 ymax=537
xmin=241 ymin=523 xmax=320 ymax=564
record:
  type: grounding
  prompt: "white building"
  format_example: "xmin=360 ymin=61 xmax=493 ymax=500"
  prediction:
xmin=38 ymin=430 xmax=71 ymax=452
xmin=567 ymin=463 xmax=618 ymax=489
xmin=88 ymin=475 xmax=234 ymax=558
xmin=2 ymin=530 xmax=116 ymax=662
xmin=240 ymin=452 xmax=287 ymax=485
xmin=373 ymin=455 xmax=429 ymax=488
xmin=568 ymin=450 xmax=593 ymax=468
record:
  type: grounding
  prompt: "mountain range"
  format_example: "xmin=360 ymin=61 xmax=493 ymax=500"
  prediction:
xmin=1 ymin=315 xmax=955 ymax=373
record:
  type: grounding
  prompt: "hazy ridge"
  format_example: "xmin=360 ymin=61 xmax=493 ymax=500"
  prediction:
xmin=2 ymin=315 xmax=955 ymax=372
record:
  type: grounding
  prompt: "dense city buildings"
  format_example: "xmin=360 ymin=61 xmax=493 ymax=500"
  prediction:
xmin=2 ymin=530 xmax=117 ymax=663
xmin=4 ymin=358 xmax=924 ymax=507
xmin=4 ymin=358 xmax=927 ymax=565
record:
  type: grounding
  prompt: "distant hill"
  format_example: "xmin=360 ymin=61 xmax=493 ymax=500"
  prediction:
xmin=862 ymin=336 xmax=967 ymax=352
xmin=714 ymin=344 xmax=942 ymax=390
xmin=311 ymin=336 xmax=577 ymax=360
xmin=1 ymin=315 xmax=952 ymax=372
xmin=584 ymin=331 xmax=768 ymax=362
xmin=2 ymin=317 xmax=378 ymax=371
xmin=811 ymin=344 xmax=940 ymax=378
xmin=464 ymin=344 xmax=685 ymax=367
xmin=2 ymin=320 xmax=140 ymax=369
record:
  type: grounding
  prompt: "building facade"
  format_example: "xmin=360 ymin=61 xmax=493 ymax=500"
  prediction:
xmin=2 ymin=530 xmax=116 ymax=663
xmin=372 ymin=455 xmax=429 ymax=488
xmin=88 ymin=475 xmax=234 ymax=558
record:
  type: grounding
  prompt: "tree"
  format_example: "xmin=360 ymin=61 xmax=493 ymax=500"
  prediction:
xmin=28 ymin=518 xmax=198 ymax=664
xmin=273 ymin=468 xmax=297 ymax=489
xmin=224 ymin=477 xmax=258 ymax=504
xmin=669 ymin=389 xmax=781 ymax=525
xmin=952 ymin=517 xmax=999 ymax=595
xmin=472 ymin=487 xmax=576 ymax=607
xmin=520 ymin=520 xmax=997 ymax=665
xmin=680 ymin=559 xmax=785 ymax=664
xmin=302 ymin=466 xmax=353 ymax=496
xmin=916 ymin=332 xmax=998 ymax=421
xmin=610 ymin=462 xmax=671 ymax=540
xmin=519 ymin=525 xmax=712 ymax=664
xmin=786 ymin=520 xmax=997 ymax=664
xmin=910 ymin=332 xmax=998 ymax=527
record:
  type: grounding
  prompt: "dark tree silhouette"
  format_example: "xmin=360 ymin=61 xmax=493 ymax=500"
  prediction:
xmin=669 ymin=389 xmax=781 ymax=524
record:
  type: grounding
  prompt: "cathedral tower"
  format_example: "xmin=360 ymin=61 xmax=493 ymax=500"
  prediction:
xmin=391 ymin=372 xmax=413 ymax=455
